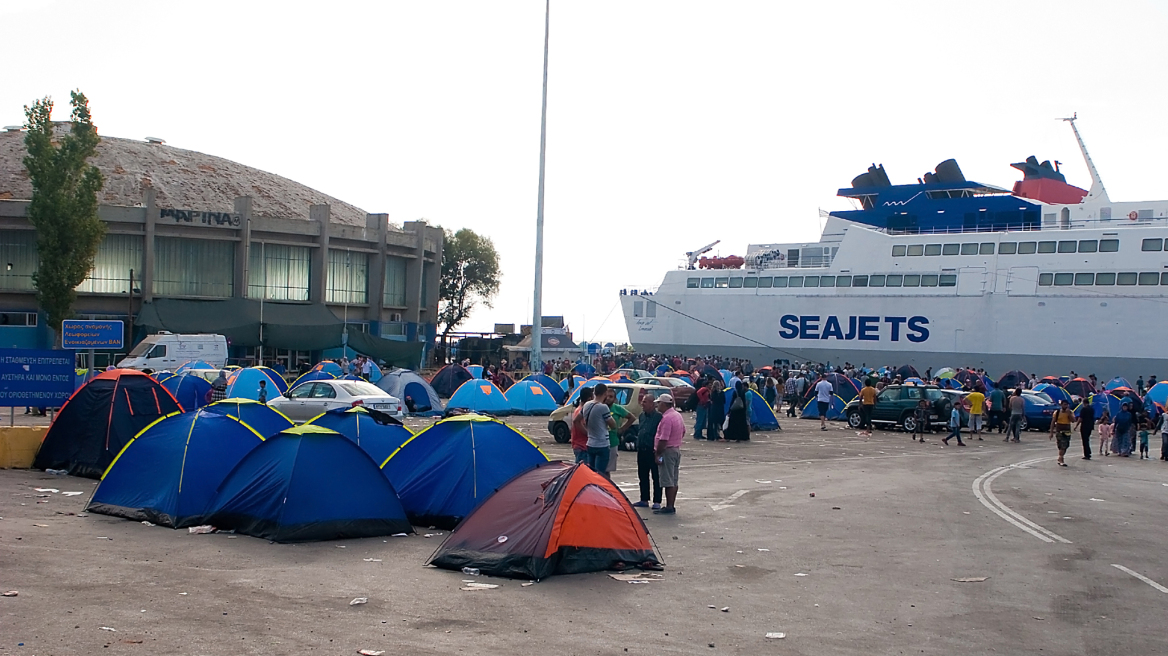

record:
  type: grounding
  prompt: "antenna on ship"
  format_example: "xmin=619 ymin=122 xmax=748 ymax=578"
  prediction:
xmin=1060 ymin=113 xmax=1109 ymax=203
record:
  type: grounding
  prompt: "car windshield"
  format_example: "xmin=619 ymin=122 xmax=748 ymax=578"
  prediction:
xmin=339 ymin=382 xmax=384 ymax=396
xmin=1025 ymin=392 xmax=1053 ymax=404
xmin=127 ymin=341 xmax=155 ymax=357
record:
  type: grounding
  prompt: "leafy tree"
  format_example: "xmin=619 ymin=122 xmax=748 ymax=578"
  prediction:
xmin=23 ymin=91 xmax=106 ymax=343
xmin=437 ymin=227 xmax=501 ymax=337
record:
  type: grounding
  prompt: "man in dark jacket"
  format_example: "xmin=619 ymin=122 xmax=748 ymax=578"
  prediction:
xmin=632 ymin=394 xmax=663 ymax=509
xmin=1076 ymin=400 xmax=1095 ymax=460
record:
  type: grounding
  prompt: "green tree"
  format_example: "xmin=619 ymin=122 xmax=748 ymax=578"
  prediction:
xmin=23 ymin=91 xmax=106 ymax=343
xmin=437 ymin=227 xmax=501 ymax=338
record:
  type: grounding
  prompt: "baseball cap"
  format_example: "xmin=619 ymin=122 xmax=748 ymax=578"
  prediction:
xmin=657 ymin=393 xmax=674 ymax=405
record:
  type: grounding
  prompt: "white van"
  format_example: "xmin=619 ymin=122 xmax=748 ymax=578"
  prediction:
xmin=116 ymin=332 xmax=228 ymax=371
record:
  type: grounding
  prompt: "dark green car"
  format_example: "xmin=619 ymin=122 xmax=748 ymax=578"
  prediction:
xmin=845 ymin=384 xmax=957 ymax=432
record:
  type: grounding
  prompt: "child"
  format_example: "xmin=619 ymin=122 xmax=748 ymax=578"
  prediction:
xmin=942 ymin=404 xmax=965 ymax=446
xmin=1098 ymin=409 xmax=1112 ymax=456
xmin=1139 ymin=428 xmax=1150 ymax=459
xmin=913 ymin=397 xmax=931 ymax=443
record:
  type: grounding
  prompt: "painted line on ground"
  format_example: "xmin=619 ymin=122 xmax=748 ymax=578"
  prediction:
xmin=711 ymin=489 xmax=749 ymax=511
xmin=973 ymin=456 xmax=1072 ymax=544
xmin=1111 ymin=564 xmax=1168 ymax=594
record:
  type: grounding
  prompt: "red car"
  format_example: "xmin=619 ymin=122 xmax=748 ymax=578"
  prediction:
xmin=637 ymin=376 xmax=695 ymax=409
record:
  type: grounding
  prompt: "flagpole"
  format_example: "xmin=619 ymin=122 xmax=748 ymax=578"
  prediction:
xmin=531 ymin=0 xmax=550 ymax=375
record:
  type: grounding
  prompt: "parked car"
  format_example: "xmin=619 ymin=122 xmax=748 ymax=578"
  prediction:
xmin=844 ymin=384 xmax=957 ymax=432
xmin=1017 ymin=390 xmax=1057 ymax=431
xmin=268 ymin=379 xmax=404 ymax=423
xmin=637 ymin=376 xmax=694 ymax=409
xmin=548 ymin=383 xmax=670 ymax=444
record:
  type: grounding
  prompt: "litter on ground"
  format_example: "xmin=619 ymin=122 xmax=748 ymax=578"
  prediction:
xmin=349 ymin=597 xmax=368 ymax=606
xmin=608 ymin=573 xmax=663 ymax=582
xmin=953 ymin=577 xmax=989 ymax=582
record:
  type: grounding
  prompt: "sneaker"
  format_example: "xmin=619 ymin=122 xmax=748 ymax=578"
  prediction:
xmin=653 ymin=507 xmax=676 ymax=515
xmin=631 ymin=501 xmax=649 ymax=508
xmin=651 ymin=503 xmax=662 ymax=510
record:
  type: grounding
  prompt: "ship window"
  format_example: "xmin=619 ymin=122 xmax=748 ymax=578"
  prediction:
xmin=1054 ymin=273 xmax=1073 ymax=286
xmin=892 ymin=245 xmax=907 ymax=257
xmin=787 ymin=276 xmax=803 ymax=288
xmin=942 ymin=244 xmax=960 ymax=255
xmin=902 ymin=274 xmax=921 ymax=287
xmin=1057 ymin=240 xmax=1077 ymax=253
xmin=1018 ymin=242 xmax=1037 ymax=254
xmin=1117 ymin=272 xmax=1138 ymax=285
xmin=885 ymin=274 xmax=903 ymax=287
xmin=1100 ymin=239 xmax=1120 ymax=252
xmin=1037 ymin=241 xmax=1057 ymax=253
xmin=1139 ymin=272 xmax=1159 ymax=286
xmin=804 ymin=276 xmax=820 ymax=288
xmin=852 ymin=275 xmax=868 ymax=287
xmin=633 ymin=301 xmax=644 ymax=317
xmin=920 ymin=274 xmax=939 ymax=287
xmin=869 ymin=275 xmax=886 ymax=287
xmin=687 ymin=278 xmax=699 ymax=288
xmin=770 ymin=276 xmax=785 ymax=288
xmin=1038 ymin=273 xmax=1054 ymax=286
xmin=1162 ymin=273 xmax=1168 ymax=286
xmin=1078 ymin=240 xmax=1098 ymax=253
xmin=836 ymin=275 xmax=851 ymax=288
xmin=999 ymin=242 xmax=1018 ymax=254
xmin=1100 ymin=207 xmax=1112 ymax=220
xmin=939 ymin=274 xmax=957 ymax=287
xmin=1142 ymin=238 xmax=1163 ymax=252
xmin=646 ymin=301 xmax=656 ymax=317
xmin=1074 ymin=273 xmax=1094 ymax=286
xmin=759 ymin=277 xmax=774 ymax=288
xmin=906 ymin=244 xmax=924 ymax=256
xmin=1095 ymin=272 xmax=1116 ymax=286
xmin=728 ymin=277 xmax=743 ymax=288
xmin=700 ymin=278 xmax=714 ymax=288
xmin=980 ymin=243 xmax=995 ymax=255
xmin=924 ymin=244 xmax=942 ymax=256
xmin=743 ymin=277 xmax=758 ymax=288
xmin=714 ymin=277 xmax=729 ymax=288
xmin=820 ymin=276 xmax=835 ymax=287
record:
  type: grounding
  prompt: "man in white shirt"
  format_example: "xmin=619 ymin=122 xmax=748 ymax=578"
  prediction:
xmin=814 ymin=374 xmax=834 ymax=431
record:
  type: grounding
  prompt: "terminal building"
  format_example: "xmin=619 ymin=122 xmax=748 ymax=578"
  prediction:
xmin=0 ymin=124 xmax=443 ymax=371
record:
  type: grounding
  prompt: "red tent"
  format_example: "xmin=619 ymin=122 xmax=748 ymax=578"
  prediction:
xmin=429 ymin=461 xmax=660 ymax=580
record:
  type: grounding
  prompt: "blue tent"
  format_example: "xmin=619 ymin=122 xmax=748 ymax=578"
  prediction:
xmin=572 ymin=362 xmax=596 ymax=377
xmin=202 ymin=399 xmax=294 ymax=439
xmin=1145 ymin=381 xmax=1168 ymax=407
xmin=430 ymin=364 xmax=474 ymax=398
xmin=176 ymin=360 xmax=213 ymax=374
xmin=722 ymin=389 xmax=779 ymax=430
xmin=801 ymin=396 xmax=847 ymax=420
xmin=904 ymin=377 xmax=925 ymax=385
xmin=521 ymin=373 xmax=565 ymax=405
xmin=654 ymin=364 xmax=672 ymax=376
xmin=225 ymin=367 xmax=287 ymax=401
xmin=87 ymin=409 xmax=265 ymax=527
xmin=381 ymin=414 xmax=549 ymax=528
xmin=161 ymin=373 xmax=212 ymax=411
xmin=559 ymin=375 xmax=586 ymax=393
xmin=151 ymin=371 xmax=176 ymax=384
xmin=564 ymin=378 xmax=614 ymax=406
xmin=505 ymin=380 xmax=559 ymax=415
xmin=306 ymin=406 xmax=413 ymax=466
xmin=1105 ymin=377 xmax=1134 ymax=391
xmin=447 ymin=380 xmax=511 ymax=416
xmin=1033 ymin=383 xmax=1072 ymax=404
xmin=312 ymin=361 xmax=344 ymax=376
xmin=719 ymin=369 xmax=733 ymax=385
xmin=467 ymin=365 xmax=485 ymax=379
xmin=376 ymin=369 xmax=444 ymax=416
xmin=1078 ymin=393 xmax=1124 ymax=418
xmin=203 ymin=425 xmax=412 ymax=542
xmin=290 ymin=370 xmax=336 ymax=389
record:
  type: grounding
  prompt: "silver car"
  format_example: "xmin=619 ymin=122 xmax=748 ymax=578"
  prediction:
xmin=268 ymin=379 xmax=404 ymax=423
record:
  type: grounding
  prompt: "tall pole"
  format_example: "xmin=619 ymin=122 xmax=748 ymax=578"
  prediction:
xmin=531 ymin=0 xmax=550 ymax=375
xmin=258 ymin=241 xmax=265 ymax=366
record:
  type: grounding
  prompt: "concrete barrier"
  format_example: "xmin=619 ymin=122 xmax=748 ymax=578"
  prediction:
xmin=0 ymin=426 xmax=47 ymax=469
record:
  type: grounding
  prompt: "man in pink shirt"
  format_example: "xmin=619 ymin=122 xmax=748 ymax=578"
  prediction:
xmin=653 ymin=394 xmax=685 ymax=515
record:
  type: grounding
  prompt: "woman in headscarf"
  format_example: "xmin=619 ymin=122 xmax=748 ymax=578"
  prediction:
xmin=725 ymin=380 xmax=751 ymax=442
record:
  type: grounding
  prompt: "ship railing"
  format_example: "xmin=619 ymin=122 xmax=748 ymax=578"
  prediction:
xmin=866 ymin=216 xmax=1168 ymax=236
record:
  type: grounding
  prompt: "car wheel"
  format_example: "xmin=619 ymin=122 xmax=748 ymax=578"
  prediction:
xmin=551 ymin=421 xmax=571 ymax=444
xmin=901 ymin=412 xmax=918 ymax=433
xmin=847 ymin=411 xmax=862 ymax=429
xmin=1020 ymin=416 xmax=1030 ymax=432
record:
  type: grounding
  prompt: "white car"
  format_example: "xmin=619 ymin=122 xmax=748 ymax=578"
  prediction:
xmin=268 ymin=379 xmax=405 ymax=423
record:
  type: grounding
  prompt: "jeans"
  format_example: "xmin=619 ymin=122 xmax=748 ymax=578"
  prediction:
xmin=573 ymin=448 xmax=587 ymax=464
xmin=637 ymin=449 xmax=662 ymax=504
xmin=695 ymin=405 xmax=707 ymax=439
xmin=706 ymin=411 xmax=722 ymax=440
xmin=1080 ymin=427 xmax=1093 ymax=458
xmin=1008 ymin=415 xmax=1022 ymax=441
xmin=860 ymin=405 xmax=873 ymax=430
xmin=586 ymin=445 xmax=610 ymax=473
xmin=946 ymin=426 xmax=962 ymax=443
xmin=1161 ymin=433 xmax=1168 ymax=460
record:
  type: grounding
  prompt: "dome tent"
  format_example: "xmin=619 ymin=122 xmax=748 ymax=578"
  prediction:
xmin=521 ymin=373 xmax=566 ymax=405
xmin=202 ymin=425 xmax=412 ymax=542
xmin=87 ymin=409 xmax=266 ymax=527
xmin=446 ymin=380 xmax=511 ymax=416
xmin=505 ymin=380 xmax=559 ymax=416
xmin=430 ymin=364 xmax=474 ymax=398
xmin=722 ymin=389 xmax=780 ymax=430
xmin=161 ymin=372 xmax=212 ymax=411
xmin=305 ymin=406 xmax=413 ymax=466
xmin=201 ymin=398 xmax=294 ymax=439
xmin=225 ymin=366 xmax=288 ymax=400
xmin=376 ymin=368 xmax=444 ymax=416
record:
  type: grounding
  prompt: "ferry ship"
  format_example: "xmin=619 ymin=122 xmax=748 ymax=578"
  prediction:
xmin=621 ymin=117 xmax=1168 ymax=380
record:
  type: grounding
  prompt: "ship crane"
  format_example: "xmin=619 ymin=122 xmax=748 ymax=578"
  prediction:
xmin=1061 ymin=112 xmax=1109 ymax=203
xmin=685 ymin=240 xmax=720 ymax=270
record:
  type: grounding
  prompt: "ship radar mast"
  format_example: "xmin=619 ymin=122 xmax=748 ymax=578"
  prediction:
xmin=1061 ymin=113 xmax=1109 ymax=203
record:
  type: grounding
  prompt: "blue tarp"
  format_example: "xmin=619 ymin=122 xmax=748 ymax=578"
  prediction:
xmin=521 ymin=373 xmax=565 ymax=405
xmin=380 ymin=414 xmax=548 ymax=528
xmin=87 ymin=409 xmax=265 ymax=527
xmin=306 ymin=406 xmax=413 ymax=466
xmin=377 ymin=368 xmax=444 ymax=416
xmin=201 ymin=399 xmax=294 ymax=439
xmin=447 ymin=380 xmax=511 ymax=416
xmin=161 ymin=373 xmax=212 ymax=411
xmin=505 ymin=380 xmax=559 ymax=416
xmin=203 ymin=425 xmax=412 ymax=542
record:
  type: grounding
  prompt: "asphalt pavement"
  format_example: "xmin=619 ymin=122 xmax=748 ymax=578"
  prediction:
xmin=2 ymin=412 xmax=1166 ymax=655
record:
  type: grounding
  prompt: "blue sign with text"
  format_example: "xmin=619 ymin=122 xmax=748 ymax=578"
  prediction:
xmin=61 ymin=320 xmax=124 ymax=350
xmin=0 ymin=349 xmax=75 ymax=405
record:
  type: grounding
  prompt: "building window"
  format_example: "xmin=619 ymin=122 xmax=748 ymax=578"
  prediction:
xmin=939 ymin=274 xmax=957 ymax=287
xmin=700 ymin=278 xmax=714 ymax=288
xmin=942 ymin=244 xmax=960 ymax=255
xmin=0 ymin=313 xmax=37 ymax=326
xmin=892 ymin=245 xmax=907 ymax=257
xmin=1074 ymin=273 xmax=1094 ymax=286
xmin=1141 ymin=238 xmax=1163 ymax=252
xmin=383 ymin=257 xmax=408 ymax=306
xmin=920 ymin=274 xmax=939 ymax=287
xmin=1018 ymin=242 xmax=1037 ymax=254
xmin=924 ymin=244 xmax=942 ymax=256
xmin=1078 ymin=240 xmax=1098 ymax=253
xmin=907 ymin=244 xmax=924 ymax=256
xmin=728 ymin=277 xmax=743 ymax=288
xmin=999 ymin=242 xmax=1017 ymax=254
xmin=1100 ymin=239 xmax=1120 ymax=252
xmin=249 ymin=243 xmax=310 ymax=301
xmin=326 ymin=249 xmax=369 ymax=304
xmin=885 ymin=274 xmax=903 ymax=287
xmin=1117 ymin=272 xmax=1138 ymax=286
xmin=758 ymin=277 xmax=773 ymax=288
xmin=78 ymin=234 xmax=144 ymax=294
xmin=1138 ymin=272 xmax=1159 ymax=285
xmin=0 ymin=230 xmax=38 ymax=291
xmin=979 ymin=243 xmax=995 ymax=255
xmin=154 ymin=237 xmax=234 ymax=298
xmin=1038 ymin=273 xmax=1053 ymax=286
xmin=1095 ymin=272 xmax=1116 ymax=285
xmin=869 ymin=274 xmax=886 ymax=287
xmin=903 ymin=274 xmax=921 ymax=287
xmin=1037 ymin=241 xmax=1057 ymax=254
xmin=1054 ymin=273 xmax=1073 ymax=286
xmin=686 ymin=277 xmax=700 ymax=288
xmin=960 ymin=243 xmax=979 ymax=255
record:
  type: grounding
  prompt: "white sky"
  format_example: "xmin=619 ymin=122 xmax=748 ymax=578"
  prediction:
xmin=3 ymin=0 xmax=1168 ymax=343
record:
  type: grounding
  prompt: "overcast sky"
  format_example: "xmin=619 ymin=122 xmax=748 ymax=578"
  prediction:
xmin=3 ymin=0 xmax=1167 ymax=343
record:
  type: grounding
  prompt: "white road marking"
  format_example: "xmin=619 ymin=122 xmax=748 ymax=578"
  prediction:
xmin=972 ymin=457 xmax=1072 ymax=544
xmin=711 ymin=489 xmax=749 ymax=511
xmin=1111 ymin=564 xmax=1168 ymax=594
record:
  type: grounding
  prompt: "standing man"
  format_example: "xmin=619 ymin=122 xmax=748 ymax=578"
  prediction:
xmin=1050 ymin=399 xmax=1075 ymax=467
xmin=858 ymin=378 xmax=877 ymax=436
xmin=361 ymin=357 xmax=374 ymax=381
xmin=814 ymin=373 xmax=834 ymax=431
xmin=988 ymin=384 xmax=1006 ymax=433
xmin=1006 ymin=388 xmax=1025 ymax=443
xmin=570 ymin=387 xmax=595 ymax=464
xmin=632 ymin=394 xmax=663 ymax=510
xmin=583 ymin=383 xmax=616 ymax=474
xmin=965 ymin=386 xmax=985 ymax=440
xmin=1075 ymin=397 xmax=1095 ymax=460
xmin=784 ymin=374 xmax=799 ymax=418
xmin=653 ymin=394 xmax=684 ymax=515
xmin=694 ymin=378 xmax=711 ymax=440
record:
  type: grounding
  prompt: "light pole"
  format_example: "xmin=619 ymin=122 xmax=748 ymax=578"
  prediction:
xmin=258 ymin=240 xmax=265 ymax=367
xmin=531 ymin=0 xmax=550 ymax=375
